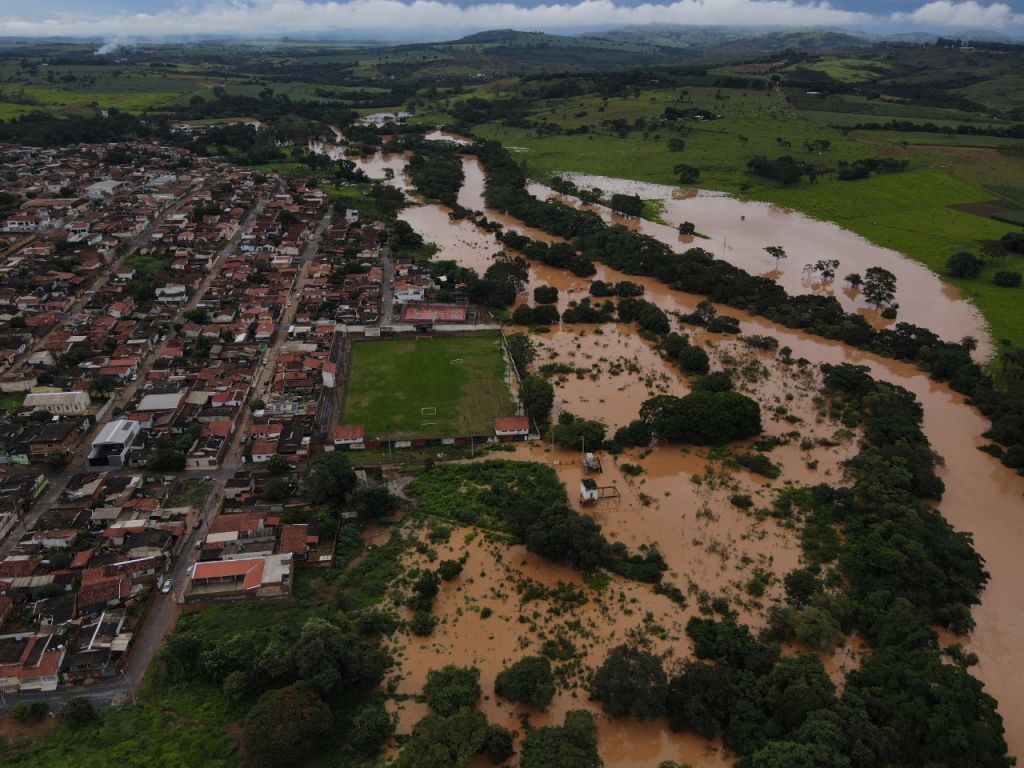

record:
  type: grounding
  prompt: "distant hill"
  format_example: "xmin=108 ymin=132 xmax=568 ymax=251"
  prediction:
xmin=388 ymin=28 xmax=703 ymax=72
xmin=583 ymin=25 xmax=872 ymax=56
xmin=381 ymin=26 xmax=876 ymax=74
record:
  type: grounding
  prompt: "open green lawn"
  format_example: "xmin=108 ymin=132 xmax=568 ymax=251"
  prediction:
xmin=165 ymin=478 xmax=211 ymax=510
xmin=342 ymin=335 xmax=515 ymax=439
xmin=0 ymin=392 xmax=25 ymax=413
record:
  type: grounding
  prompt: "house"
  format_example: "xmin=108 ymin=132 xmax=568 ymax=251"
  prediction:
xmin=279 ymin=524 xmax=318 ymax=561
xmin=332 ymin=424 xmax=365 ymax=450
xmin=85 ymin=180 xmax=123 ymax=199
xmin=28 ymin=421 xmax=84 ymax=463
xmin=155 ymin=284 xmax=188 ymax=303
xmin=0 ymin=632 xmax=65 ymax=692
xmin=88 ymin=419 xmax=140 ymax=470
xmin=22 ymin=390 xmax=91 ymax=415
xmin=494 ymin=416 xmax=531 ymax=439
xmin=185 ymin=554 xmax=293 ymax=603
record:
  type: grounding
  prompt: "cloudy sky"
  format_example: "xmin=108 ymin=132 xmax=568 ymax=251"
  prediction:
xmin=0 ymin=0 xmax=1021 ymax=39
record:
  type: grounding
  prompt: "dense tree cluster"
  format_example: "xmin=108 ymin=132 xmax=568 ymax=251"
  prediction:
xmin=659 ymin=332 xmax=711 ymax=375
xmin=616 ymin=392 xmax=761 ymax=446
xmin=519 ymin=710 xmax=601 ymax=768
xmin=405 ymin=140 xmax=466 ymax=209
xmin=495 ymin=655 xmax=557 ymax=708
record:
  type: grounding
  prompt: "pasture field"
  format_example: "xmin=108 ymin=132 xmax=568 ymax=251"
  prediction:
xmin=342 ymin=335 xmax=516 ymax=439
xmin=473 ymin=81 xmax=1024 ymax=348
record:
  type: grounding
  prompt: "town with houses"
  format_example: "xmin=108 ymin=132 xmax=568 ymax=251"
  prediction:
xmin=0 ymin=137 xmax=494 ymax=699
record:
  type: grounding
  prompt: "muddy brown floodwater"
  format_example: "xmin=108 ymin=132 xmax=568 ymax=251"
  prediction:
xmin=321 ymin=144 xmax=1023 ymax=761
xmin=549 ymin=172 xmax=992 ymax=361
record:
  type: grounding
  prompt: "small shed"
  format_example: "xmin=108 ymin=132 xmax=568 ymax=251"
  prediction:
xmin=580 ymin=478 xmax=600 ymax=504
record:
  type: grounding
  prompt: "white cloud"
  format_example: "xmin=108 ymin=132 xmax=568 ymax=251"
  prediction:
xmin=0 ymin=0 xmax=1021 ymax=38
xmin=0 ymin=0 xmax=872 ymax=37
xmin=891 ymin=0 xmax=1024 ymax=27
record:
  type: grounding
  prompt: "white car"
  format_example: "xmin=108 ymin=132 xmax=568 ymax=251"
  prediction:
xmin=161 ymin=579 xmax=173 ymax=594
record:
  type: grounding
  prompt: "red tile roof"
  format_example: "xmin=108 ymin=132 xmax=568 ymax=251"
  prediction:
xmin=494 ymin=417 xmax=530 ymax=433
xmin=210 ymin=513 xmax=267 ymax=535
xmin=192 ymin=558 xmax=265 ymax=590
xmin=333 ymin=424 xmax=364 ymax=442
xmin=279 ymin=524 xmax=315 ymax=555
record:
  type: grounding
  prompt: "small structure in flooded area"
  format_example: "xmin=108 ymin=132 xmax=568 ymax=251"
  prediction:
xmin=580 ymin=477 xmax=600 ymax=504
xmin=583 ymin=452 xmax=602 ymax=473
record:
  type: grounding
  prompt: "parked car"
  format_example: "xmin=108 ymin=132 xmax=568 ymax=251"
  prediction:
xmin=161 ymin=579 xmax=173 ymax=594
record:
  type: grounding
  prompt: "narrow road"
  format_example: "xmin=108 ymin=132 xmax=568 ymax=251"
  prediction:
xmin=380 ymin=245 xmax=395 ymax=325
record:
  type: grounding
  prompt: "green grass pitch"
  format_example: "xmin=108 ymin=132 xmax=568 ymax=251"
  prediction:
xmin=342 ymin=335 xmax=517 ymax=439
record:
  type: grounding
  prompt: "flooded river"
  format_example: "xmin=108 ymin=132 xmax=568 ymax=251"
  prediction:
xmin=325 ymin=143 xmax=1024 ymax=761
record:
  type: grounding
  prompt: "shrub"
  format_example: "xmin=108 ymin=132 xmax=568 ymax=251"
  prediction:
xmin=58 ymin=697 xmax=97 ymax=728
xmin=735 ymin=453 xmax=781 ymax=479
xmin=11 ymin=701 xmax=49 ymax=723
xmin=438 ymin=558 xmax=464 ymax=581
xmin=409 ymin=610 xmax=437 ymax=636
xmin=993 ymin=270 xmax=1021 ymax=287
xmin=946 ymin=251 xmax=983 ymax=278
xmin=533 ymin=285 xmax=559 ymax=304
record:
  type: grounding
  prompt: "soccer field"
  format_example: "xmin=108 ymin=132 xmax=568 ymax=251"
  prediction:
xmin=342 ymin=335 xmax=517 ymax=439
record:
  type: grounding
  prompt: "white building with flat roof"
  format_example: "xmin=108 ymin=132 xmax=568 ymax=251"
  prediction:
xmin=88 ymin=419 xmax=139 ymax=470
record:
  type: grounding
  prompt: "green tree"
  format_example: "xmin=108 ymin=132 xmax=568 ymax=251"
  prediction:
xmin=783 ymin=569 xmax=821 ymax=609
xmin=590 ymin=644 xmax=668 ymax=720
xmin=424 ymin=665 xmax=482 ymax=716
xmin=764 ymin=245 xmax=787 ymax=269
xmin=674 ymin=164 xmax=700 ymax=183
xmin=265 ymin=454 xmax=290 ymax=476
xmin=348 ymin=698 xmax=395 ymax=753
xmin=533 ymin=285 xmax=559 ymax=304
xmin=351 ymin=484 xmax=397 ymax=520
xmin=393 ymin=708 xmax=489 ymax=768
xmin=946 ymin=251 xmax=983 ymax=278
xmin=292 ymin=617 xmax=386 ymax=696
xmin=90 ymin=375 xmax=116 ymax=397
xmin=750 ymin=741 xmax=819 ymax=768
xmin=262 ymin=477 xmax=289 ymax=502
xmin=506 ymin=332 xmax=535 ymax=375
xmin=304 ymin=452 xmax=356 ymax=508
xmin=243 ymin=684 xmax=332 ymax=768
xmin=520 ymin=710 xmax=601 ymax=768
xmin=495 ymin=655 xmax=556 ymax=708
xmin=520 ymin=375 xmax=554 ymax=421
xmin=483 ymin=724 xmax=515 ymax=763
xmin=862 ymin=266 xmax=897 ymax=310
xmin=58 ymin=696 xmax=97 ymax=728
xmin=437 ymin=558 xmax=464 ymax=581
xmin=793 ymin=607 xmax=843 ymax=650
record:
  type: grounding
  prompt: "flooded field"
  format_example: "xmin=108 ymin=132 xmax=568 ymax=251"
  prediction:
xmin=549 ymin=172 xmax=992 ymax=360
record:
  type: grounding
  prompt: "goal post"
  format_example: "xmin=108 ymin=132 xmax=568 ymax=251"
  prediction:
xmin=449 ymin=358 xmax=463 ymax=365
xmin=420 ymin=406 xmax=437 ymax=416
